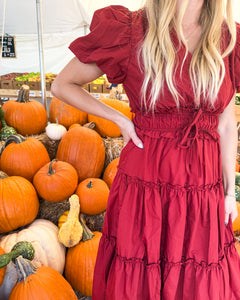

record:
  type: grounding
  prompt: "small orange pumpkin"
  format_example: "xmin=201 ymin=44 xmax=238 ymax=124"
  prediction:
xmin=9 ymin=257 xmax=77 ymax=300
xmin=0 ymin=246 xmax=6 ymax=287
xmin=49 ymin=96 xmax=87 ymax=129
xmin=33 ymin=159 xmax=78 ymax=202
xmin=88 ymin=98 xmax=132 ymax=137
xmin=64 ymin=217 xmax=102 ymax=296
xmin=56 ymin=126 xmax=105 ymax=182
xmin=103 ymin=157 xmax=120 ymax=188
xmin=2 ymin=85 xmax=48 ymax=136
xmin=0 ymin=134 xmax=50 ymax=182
xmin=68 ymin=123 xmax=82 ymax=130
xmin=75 ymin=178 xmax=109 ymax=215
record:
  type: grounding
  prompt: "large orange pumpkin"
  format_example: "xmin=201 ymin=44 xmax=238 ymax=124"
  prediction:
xmin=0 ymin=134 xmax=50 ymax=182
xmin=33 ymin=159 xmax=78 ymax=202
xmin=2 ymin=85 xmax=48 ymax=136
xmin=49 ymin=96 xmax=88 ymax=129
xmin=9 ymin=257 xmax=77 ymax=300
xmin=56 ymin=126 xmax=105 ymax=182
xmin=0 ymin=171 xmax=39 ymax=233
xmin=65 ymin=219 xmax=102 ymax=296
xmin=75 ymin=178 xmax=109 ymax=215
xmin=0 ymin=246 xmax=6 ymax=287
xmin=103 ymin=157 xmax=120 ymax=188
xmin=88 ymin=98 xmax=133 ymax=137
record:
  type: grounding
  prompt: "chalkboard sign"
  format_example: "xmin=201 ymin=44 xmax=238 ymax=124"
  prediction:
xmin=0 ymin=35 xmax=16 ymax=58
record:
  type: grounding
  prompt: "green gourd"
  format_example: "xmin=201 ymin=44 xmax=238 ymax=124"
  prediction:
xmin=0 ymin=241 xmax=35 ymax=268
xmin=0 ymin=105 xmax=17 ymax=141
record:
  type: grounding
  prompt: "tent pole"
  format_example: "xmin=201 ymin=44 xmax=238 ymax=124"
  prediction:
xmin=36 ymin=0 xmax=47 ymax=109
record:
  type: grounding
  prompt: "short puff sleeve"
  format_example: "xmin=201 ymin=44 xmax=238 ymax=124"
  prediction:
xmin=69 ymin=6 xmax=132 ymax=84
xmin=234 ymin=22 xmax=240 ymax=92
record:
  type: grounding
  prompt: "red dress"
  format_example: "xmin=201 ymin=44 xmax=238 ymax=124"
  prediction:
xmin=69 ymin=6 xmax=240 ymax=300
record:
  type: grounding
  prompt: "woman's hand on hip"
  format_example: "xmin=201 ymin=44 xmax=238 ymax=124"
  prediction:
xmin=117 ymin=117 xmax=144 ymax=149
xmin=225 ymin=195 xmax=238 ymax=225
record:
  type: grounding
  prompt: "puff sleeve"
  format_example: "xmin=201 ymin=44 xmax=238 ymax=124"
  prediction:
xmin=69 ymin=5 xmax=132 ymax=84
xmin=234 ymin=22 xmax=240 ymax=92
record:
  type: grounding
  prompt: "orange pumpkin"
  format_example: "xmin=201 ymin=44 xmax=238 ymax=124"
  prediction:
xmin=68 ymin=123 xmax=82 ymax=130
xmin=75 ymin=178 xmax=109 ymax=215
xmin=88 ymin=98 xmax=133 ymax=137
xmin=9 ymin=257 xmax=77 ymax=300
xmin=33 ymin=159 xmax=78 ymax=202
xmin=0 ymin=134 xmax=50 ymax=182
xmin=236 ymin=156 xmax=240 ymax=172
xmin=65 ymin=218 xmax=102 ymax=296
xmin=0 ymin=171 xmax=39 ymax=233
xmin=56 ymin=126 xmax=105 ymax=182
xmin=232 ymin=202 xmax=240 ymax=232
xmin=0 ymin=246 xmax=6 ymax=287
xmin=49 ymin=96 xmax=87 ymax=129
xmin=2 ymin=85 xmax=48 ymax=136
xmin=103 ymin=157 xmax=120 ymax=188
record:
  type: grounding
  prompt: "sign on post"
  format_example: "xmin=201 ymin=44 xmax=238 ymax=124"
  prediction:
xmin=0 ymin=35 xmax=16 ymax=58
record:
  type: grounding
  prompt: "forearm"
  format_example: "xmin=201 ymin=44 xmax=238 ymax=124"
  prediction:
xmin=51 ymin=80 xmax=127 ymax=127
xmin=219 ymin=123 xmax=238 ymax=195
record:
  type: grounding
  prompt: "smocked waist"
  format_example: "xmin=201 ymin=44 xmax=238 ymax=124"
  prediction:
xmin=133 ymin=109 xmax=220 ymax=143
xmin=133 ymin=110 xmax=219 ymax=131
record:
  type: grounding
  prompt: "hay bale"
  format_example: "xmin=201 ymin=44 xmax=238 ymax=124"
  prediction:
xmin=38 ymin=198 xmax=105 ymax=232
xmin=37 ymin=198 xmax=70 ymax=225
xmin=102 ymin=136 xmax=124 ymax=169
xmin=32 ymin=132 xmax=60 ymax=160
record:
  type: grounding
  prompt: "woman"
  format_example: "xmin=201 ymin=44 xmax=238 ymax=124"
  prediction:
xmin=51 ymin=0 xmax=240 ymax=298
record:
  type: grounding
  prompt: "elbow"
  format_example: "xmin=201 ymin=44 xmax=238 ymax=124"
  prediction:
xmin=50 ymin=78 xmax=61 ymax=99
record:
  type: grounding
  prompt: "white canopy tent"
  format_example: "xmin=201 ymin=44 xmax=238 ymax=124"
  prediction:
xmin=0 ymin=0 xmax=143 ymax=75
xmin=0 ymin=0 xmax=239 ymax=76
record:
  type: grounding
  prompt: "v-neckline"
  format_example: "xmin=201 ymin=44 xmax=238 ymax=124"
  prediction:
xmin=170 ymin=27 xmax=201 ymax=61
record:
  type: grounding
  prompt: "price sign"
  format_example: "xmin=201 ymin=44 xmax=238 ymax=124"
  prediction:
xmin=0 ymin=35 xmax=16 ymax=58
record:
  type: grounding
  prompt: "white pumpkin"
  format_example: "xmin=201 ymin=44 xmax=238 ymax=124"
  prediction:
xmin=45 ymin=122 xmax=67 ymax=140
xmin=0 ymin=219 xmax=66 ymax=300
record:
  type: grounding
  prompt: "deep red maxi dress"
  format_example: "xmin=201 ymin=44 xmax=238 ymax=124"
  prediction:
xmin=69 ymin=5 xmax=240 ymax=300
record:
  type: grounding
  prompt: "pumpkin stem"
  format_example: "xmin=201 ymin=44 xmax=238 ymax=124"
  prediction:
xmin=48 ymin=159 xmax=58 ymax=175
xmin=87 ymin=180 xmax=93 ymax=189
xmin=83 ymin=122 xmax=96 ymax=130
xmin=16 ymin=85 xmax=30 ymax=103
xmin=79 ymin=214 xmax=95 ymax=242
xmin=15 ymin=256 xmax=37 ymax=282
xmin=55 ymin=118 xmax=59 ymax=124
xmin=4 ymin=134 xmax=26 ymax=148
xmin=0 ymin=105 xmax=7 ymax=127
xmin=0 ymin=171 xmax=8 ymax=179
xmin=0 ymin=241 xmax=35 ymax=268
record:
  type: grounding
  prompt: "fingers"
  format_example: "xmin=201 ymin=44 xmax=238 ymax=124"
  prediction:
xmin=131 ymin=132 xmax=143 ymax=149
xmin=225 ymin=212 xmax=229 ymax=226
xmin=231 ymin=202 xmax=238 ymax=222
xmin=225 ymin=195 xmax=238 ymax=225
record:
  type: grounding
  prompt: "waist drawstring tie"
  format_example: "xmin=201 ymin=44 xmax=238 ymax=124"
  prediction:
xmin=177 ymin=108 xmax=217 ymax=177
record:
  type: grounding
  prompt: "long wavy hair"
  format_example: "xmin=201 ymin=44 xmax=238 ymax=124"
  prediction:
xmin=139 ymin=0 xmax=236 ymax=111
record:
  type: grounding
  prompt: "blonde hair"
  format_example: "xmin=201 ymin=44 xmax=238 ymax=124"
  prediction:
xmin=139 ymin=0 xmax=236 ymax=111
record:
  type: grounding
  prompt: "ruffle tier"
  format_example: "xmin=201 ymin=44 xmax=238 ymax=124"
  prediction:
xmin=92 ymin=170 xmax=240 ymax=300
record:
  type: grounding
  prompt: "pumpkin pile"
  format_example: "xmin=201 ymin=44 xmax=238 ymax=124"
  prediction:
xmin=0 ymin=87 xmax=128 ymax=298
